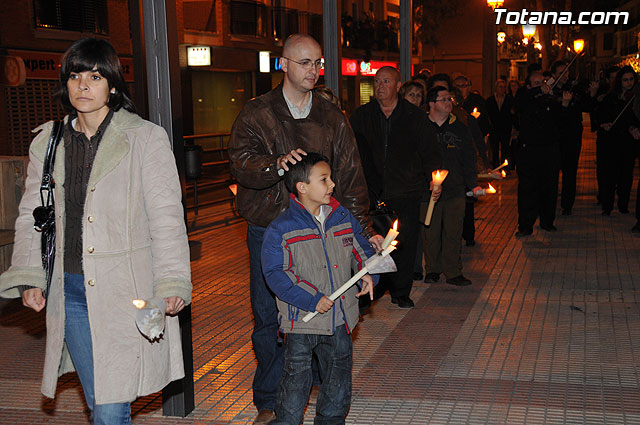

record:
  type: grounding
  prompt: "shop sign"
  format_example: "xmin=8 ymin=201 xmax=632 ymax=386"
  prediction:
xmin=6 ymin=49 xmax=134 ymax=81
xmin=317 ymin=59 xmax=396 ymax=76
xmin=359 ymin=60 xmax=399 ymax=76
xmin=1 ymin=56 xmax=27 ymax=86
xmin=187 ymin=46 xmax=211 ymax=66
xmin=259 ymin=51 xmax=270 ymax=73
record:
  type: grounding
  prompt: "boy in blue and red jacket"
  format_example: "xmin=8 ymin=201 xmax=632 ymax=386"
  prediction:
xmin=261 ymin=152 xmax=377 ymax=425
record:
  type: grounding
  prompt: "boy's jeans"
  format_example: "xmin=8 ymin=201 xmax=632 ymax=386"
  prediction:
xmin=272 ymin=325 xmax=352 ymax=425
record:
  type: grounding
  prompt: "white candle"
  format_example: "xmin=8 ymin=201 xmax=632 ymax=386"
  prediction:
xmin=381 ymin=219 xmax=399 ymax=250
xmin=466 ymin=184 xmax=496 ymax=197
xmin=424 ymin=170 xmax=448 ymax=226
xmin=491 ymin=159 xmax=508 ymax=173
xmin=302 ymin=244 xmax=397 ymax=323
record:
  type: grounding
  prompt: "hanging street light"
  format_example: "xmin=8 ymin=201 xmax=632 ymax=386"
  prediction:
xmin=487 ymin=0 xmax=505 ymax=10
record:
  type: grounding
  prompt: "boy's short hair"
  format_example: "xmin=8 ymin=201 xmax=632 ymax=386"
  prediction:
xmin=284 ymin=152 xmax=330 ymax=197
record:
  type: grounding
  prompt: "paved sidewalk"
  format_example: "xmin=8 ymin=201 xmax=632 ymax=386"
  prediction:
xmin=0 ymin=125 xmax=639 ymax=424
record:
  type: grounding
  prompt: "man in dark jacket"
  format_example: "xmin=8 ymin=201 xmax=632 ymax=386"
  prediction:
xmin=514 ymin=71 xmax=562 ymax=236
xmin=423 ymin=86 xmax=481 ymax=286
xmin=486 ymin=79 xmax=515 ymax=169
xmin=228 ymin=34 xmax=381 ymax=425
xmin=350 ymin=66 xmax=441 ymax=308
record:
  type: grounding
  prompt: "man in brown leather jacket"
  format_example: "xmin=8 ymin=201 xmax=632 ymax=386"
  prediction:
xmin=228 ymin=34 xmax=380 ymax=425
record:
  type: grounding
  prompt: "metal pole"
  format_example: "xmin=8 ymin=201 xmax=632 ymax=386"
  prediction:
xmin=400 ymin=0 xmax=412 ymax=82
xmin=322 ymin=0 xmax=340 ymax=95
xmin=141 ymin=0 xmax=194 ymax=417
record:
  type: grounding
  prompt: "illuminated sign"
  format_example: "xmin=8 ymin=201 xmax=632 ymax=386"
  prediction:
xmin=259 ymin=51 xmax=270 ymax=73
xmin=187 ymin=46 xmax=211 ymax=66
xmin=6 ymin=50 xmax=134 ymax=81
xmin=359 ymin=60 xmax=399 ymax=76
xmin=319 ymin=59 xmax=398 ymax=76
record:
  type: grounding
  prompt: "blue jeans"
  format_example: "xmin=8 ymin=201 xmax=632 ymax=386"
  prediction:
xmin=272 ymin=325 xmax=352 ymax=425
xmin=248 ymin=225 xmax=285 ymax=411
xmin=64 ymin=273 xmax=131 ymax=425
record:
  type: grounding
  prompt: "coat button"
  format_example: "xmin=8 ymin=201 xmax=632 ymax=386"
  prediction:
xmin=90 ymin=186 xmax=96 ymax=192
xmin=88 ymin=216 xmax=94 ymax=223
xmin=87 ymin=246 xmax=94 ymax=253
xmin=87 ymin=279 xmax=95 ymax=286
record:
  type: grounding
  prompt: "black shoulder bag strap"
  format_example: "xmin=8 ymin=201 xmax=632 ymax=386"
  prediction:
xmin=33 ymin=120 xmax=63 ymax=298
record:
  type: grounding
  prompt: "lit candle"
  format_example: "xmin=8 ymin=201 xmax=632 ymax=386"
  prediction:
xmin=501 ymin=170 xmax=506 ymax=178
xmin=491 ymin=159 xmax=508 ymax=173
xmin=381 ymin=219 xmax=399 ymax=250
xmin=466 ymin=184 xmax=497 ymax=197
xmin=424 ymin=170 xmax=449 ymax=226
xmin=471 ymin=107 xmax=481 ymax=119
xmin=302 ymin=241 xmax=398 ymax=323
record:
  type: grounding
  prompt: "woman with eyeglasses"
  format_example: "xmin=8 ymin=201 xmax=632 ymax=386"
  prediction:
xmin=0 ymin=38 xmax=191 ymax=424
xmin=598 ymin=65 xmax=640 ymax=221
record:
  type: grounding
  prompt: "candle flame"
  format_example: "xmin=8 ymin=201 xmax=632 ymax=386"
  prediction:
xmin=487 ymin=183 xmax=496 ymax=194
xmin=392 ymin=219 xmax=398 ymax=231
xmin=391 ymin=240 xmax=398 ymax=246
xmin=435 ymin=170 xmax=441 ymax=179
xmin=504 ymin=159 xmax=508 ymax=166
xmin=473 ymin=107 xmax=478 ymax=113
xmin=132 ymin=299 xmax=146 ymax=309
xmin=501 ymin=170 xmax=506 ymax=178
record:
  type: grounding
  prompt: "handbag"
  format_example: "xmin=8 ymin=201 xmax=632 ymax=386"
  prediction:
xmin=32 ymin=120 xmax=63 ymax=299
xmin=368 ymin=199 xmax=397 ymax=236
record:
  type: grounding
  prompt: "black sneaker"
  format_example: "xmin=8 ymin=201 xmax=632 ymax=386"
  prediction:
xmin=424 ymin=273 xmax=440 ymax=283
xmin=515 ymin=229 xmax=533 ymax=238
xmin=391 ymin=296 xmax=414 ymax=308
xmin=446 ymin=275 xmax=472 ymax=286
xmin=540 ymin=225 xmax=558 ymax=232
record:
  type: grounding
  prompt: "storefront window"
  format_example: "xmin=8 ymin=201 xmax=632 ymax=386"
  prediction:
xmin=191 ymin=71 xmax=252 ymax=148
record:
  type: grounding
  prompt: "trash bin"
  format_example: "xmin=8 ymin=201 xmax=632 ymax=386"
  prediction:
xmin=184 ymin=144 xmax=202 ymax=181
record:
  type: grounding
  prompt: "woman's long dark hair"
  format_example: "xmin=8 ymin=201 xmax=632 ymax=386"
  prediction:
xmin=614 ymin=65 xmax=637 ymax=97
xmin=57 ymin=38 xmax=136 ymax=114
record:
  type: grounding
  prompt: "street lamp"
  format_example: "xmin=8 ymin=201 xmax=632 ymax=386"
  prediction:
xmin=573 ymin=39 xmax=585 ymax=54
xmin=487 ymin=0 xmax=504 ymax=9
xmin=497 ymin=31 xmax=506 ymax=44
xmin=522 ymin=25 xmax=537 ymax=64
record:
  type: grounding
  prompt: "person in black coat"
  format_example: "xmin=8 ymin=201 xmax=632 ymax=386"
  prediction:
xmin=486 ymin=79 xmax=515 ymax=169
xmin=350 ymin=66 xmax=441 ymax=308
xmin=514 ymin=71 xmax=564 ymax=236
xmin=598 ymin=66 xmax=640 ymax=218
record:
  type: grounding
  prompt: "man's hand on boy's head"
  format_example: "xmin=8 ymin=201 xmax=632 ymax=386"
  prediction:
xmin=369 ymin=234 xmax=383 ymax=252
xmin=315 ymin=295 xmax=334 ymax=313
xmin=356 ymin=275 xmax=375 ymax=300
xmin=277 ymin=148 xmax=307 ymax=172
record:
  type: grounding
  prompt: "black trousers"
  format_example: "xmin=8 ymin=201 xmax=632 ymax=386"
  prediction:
xmin=517 ymin=144 xmax=560 ymax=231
xmin=600 ymin=138 xmax=635 ymax=213
xmin=462 ymin=198 xmax=475 ymax=242
xmin=375 ymin=196 xmax=420 ymax=299
xmin=489 ymin=132 xmax=511 ymax=168
xmin=559 ymin=127 xmax=583 ymax=212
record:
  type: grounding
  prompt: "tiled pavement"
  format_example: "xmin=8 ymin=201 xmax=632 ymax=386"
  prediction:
xmin=1 ymin=122 xmax=639 ymax=424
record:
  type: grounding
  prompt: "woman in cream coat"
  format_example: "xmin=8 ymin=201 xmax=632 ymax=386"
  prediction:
xmin=0 ymin=38 xmax=191 ymax=424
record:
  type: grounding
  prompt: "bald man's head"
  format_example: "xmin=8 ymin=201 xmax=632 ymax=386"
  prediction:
xmin=282 ymin=34 xmax=321 ymax=58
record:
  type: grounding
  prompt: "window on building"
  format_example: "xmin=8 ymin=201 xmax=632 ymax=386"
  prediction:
xmin=230 ymin=0 xmax=266 ymax=36
xmin=184 ymin=0 xmax=216 ymax=32
xmin=603 ymin=33 xmax=613 ymax=51
xmin=273 ymin=7 xmax=299 ymax=40
xmin=309 ymin=13 xmax=323 ymax=43
xmin=33 ymin=0 xmax=108 ymax=34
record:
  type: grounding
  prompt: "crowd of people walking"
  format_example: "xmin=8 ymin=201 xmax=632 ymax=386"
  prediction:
xmin=2 ymin=32 xmax=640 ymax=425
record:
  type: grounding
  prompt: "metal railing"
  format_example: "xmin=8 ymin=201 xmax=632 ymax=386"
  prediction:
xmin=183 ymin=132 xmax=235 ymax=213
